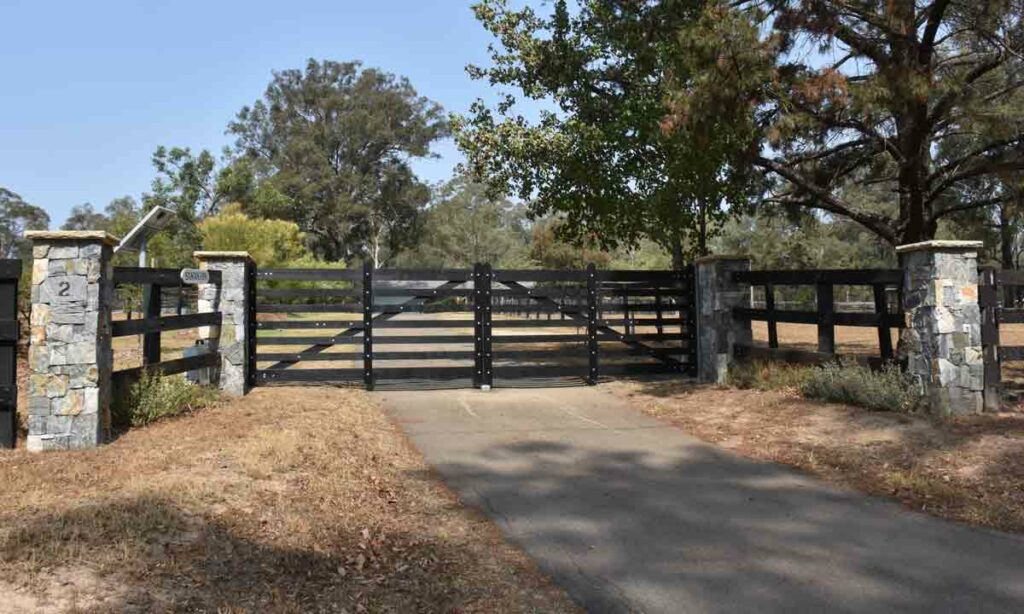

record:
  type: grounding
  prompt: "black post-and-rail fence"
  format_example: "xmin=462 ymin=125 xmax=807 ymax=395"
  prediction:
xmin=111 ymin=267 xmax=222 ymax=388
xmin=979 ymin=267 xmax=1024 ymax=408
xmin=5 ymin=257 xmax=1024 ymax=431
xmin=730 ymin=269 xmax=905 ymax=368
xmin=0 ymin=260 xmax=19 ymax=449
xmin=252 ymin=264 xmax=696 ymax=389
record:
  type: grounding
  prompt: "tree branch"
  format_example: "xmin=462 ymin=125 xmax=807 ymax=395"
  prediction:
xmin=754 ymin=155 xmax=897 ymax=242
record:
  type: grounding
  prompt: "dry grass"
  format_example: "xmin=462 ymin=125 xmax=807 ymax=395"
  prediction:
xmin=609 ymin=380 xmax=1024 ymax=535
xmin=754 ymin=321 xmax=1024 ymax=408
xmin=0 ymin=387 xmax=577 ymax=613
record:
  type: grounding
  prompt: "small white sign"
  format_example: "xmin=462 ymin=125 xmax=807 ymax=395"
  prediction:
xmin=180 ymin=268 xmax=210 ymax=285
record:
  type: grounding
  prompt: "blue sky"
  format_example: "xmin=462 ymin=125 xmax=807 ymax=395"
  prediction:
xmin=1 ymin=0 xmax=506 ymax=227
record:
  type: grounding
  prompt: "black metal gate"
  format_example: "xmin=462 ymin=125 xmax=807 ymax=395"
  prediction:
xmin=251 ymin=264 xmax=695 ymax=389
xmin=0 ymin=260 xmax=20 ymax=449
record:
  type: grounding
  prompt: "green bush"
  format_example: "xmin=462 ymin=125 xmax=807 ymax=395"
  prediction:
xmin=799 ymin=360 xmax=921 ymax=412
xmin=113 ymin=371 xmax=219 ymax=429
xmin=728 ymin=361 xmax=814 ymax=391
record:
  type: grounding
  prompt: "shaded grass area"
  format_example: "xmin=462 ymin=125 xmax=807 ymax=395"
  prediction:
xmin=0 ymin=387 xmax=576 ymax=613
xmin=610 ymin=379 xmax=1024 ymax=535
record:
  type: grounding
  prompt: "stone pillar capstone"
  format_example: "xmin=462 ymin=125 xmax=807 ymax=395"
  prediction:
xmin=194 ymin=252 xmax=253 ymax=396
xmin=897 ymin=240 xmax=985 ymax=416
xmin=25 ymin=231 xmax=116 ymax=451
xmin=695 ymin=256 xmax=752 ymax=384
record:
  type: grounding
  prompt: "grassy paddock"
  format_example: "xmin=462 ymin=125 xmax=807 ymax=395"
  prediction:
xmin=0 ymin=387 xmax=576 ymax=613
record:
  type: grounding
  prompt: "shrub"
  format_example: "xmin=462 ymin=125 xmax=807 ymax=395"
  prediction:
xmin=799 ymin=360 xmax=921 ymax=413
xmin=728 ymin=361 xmax=813 ymax=391
xmin=112 ymin=371 xmax=219 ymax=429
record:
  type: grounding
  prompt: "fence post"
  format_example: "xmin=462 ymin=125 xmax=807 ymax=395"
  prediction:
xmin=897 ymin=240 xmax=985 ymax=416
xmin=481 ymin=262 xmax=493 ymax=389
xmin=695 ymin=256 xmax=752 ymax=384
xmin=764 ymin=284 xmax=779 ymax=348
xmin=363 ymin=261 xmax=374 ymax=391
xmin=142 ymin=283 xmax=162 ymax=366
xmin=473 ymin=263 xmax=482 ymax=388
xmin=979 ymin=267 xmax=1001 ymax=411
xmin=0 ymin=261 xmax=20 ymax=449
xmin=587 ymin=263 xmax=599 ymax=384
xmin=25 ymin=231 xmax=116 ymax=451
xmin=193 ymin=251 xmax=253 ymax=396
xmin=817 ymin=282 xmax=835 ymax=354
xmin=873 ymin=283 xmax=894 ymax=361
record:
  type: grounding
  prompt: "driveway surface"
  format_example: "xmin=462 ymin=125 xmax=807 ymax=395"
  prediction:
xmin=378 ymin=385 xmax=1024 ymax=613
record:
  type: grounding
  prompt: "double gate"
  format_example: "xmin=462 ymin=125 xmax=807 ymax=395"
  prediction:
xmin=251 ymin=264 xmax=695 ymax=389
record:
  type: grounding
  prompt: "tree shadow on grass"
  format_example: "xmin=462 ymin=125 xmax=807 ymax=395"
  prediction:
xmin=1 ymin=494 xmax=531 ymax=613
xmin=412 ymin=437 xmax=1024 ymax=613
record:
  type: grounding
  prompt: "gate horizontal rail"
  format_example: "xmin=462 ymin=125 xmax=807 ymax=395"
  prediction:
xmin=252 ymin=264 xmax=697 ymax=388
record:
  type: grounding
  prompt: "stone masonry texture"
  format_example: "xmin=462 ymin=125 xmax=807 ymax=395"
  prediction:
xmin=898 ymin=241 xmax=985 ymax=416
xmin=195 ymin=252 xmax=252 ymax=396
xmin=26 ymin=234 xmax=115 ymax=451
xmin=696 ymin=257 xmax=752 ymax=384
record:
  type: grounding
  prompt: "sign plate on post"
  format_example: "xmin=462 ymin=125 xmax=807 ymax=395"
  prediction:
xmin=180 ymin=268 xmax=210 ymax=285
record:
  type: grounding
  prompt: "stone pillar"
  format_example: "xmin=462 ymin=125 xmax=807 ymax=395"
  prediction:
xmin=25 ymin=231 xmax=117 ymax=451
xmin=897 ymin=241 xmax=985 ymax=416
xmin=194 ymin=252 xmax=252 ymax=396
xmin=695 ymin=256 xmax=752 ymax=384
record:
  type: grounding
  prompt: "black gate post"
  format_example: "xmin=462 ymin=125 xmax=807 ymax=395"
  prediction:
xmin=481 ymin=262 xmax=493 ymax=389
xmin=0 ymin=261 xmax=19 ymax=449
xmin=980 ymin=267 xmax=1001 ymax=411
xmin=142 ymin=283 xmax=162 ymax=365
xmin=872 ymin=283 xmax=894 ymax=361
xmin=587 ymin=263 xmax=599 ymax=385
xmin=362 ymin=261 xmax=374 ymax=391
xmin=685 ymin=265 xmax=698 ymax=376
xmin=473 ymin=263 xmax=483 ymax=388
xmin=245 ymin=260 xmax=257 ymax=390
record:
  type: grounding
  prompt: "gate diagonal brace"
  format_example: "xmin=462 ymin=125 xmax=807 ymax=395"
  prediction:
xmin=266 ymin=278 xmax=470 ymax=371
xmin=499 ymin=279 xmax=685 ymax=371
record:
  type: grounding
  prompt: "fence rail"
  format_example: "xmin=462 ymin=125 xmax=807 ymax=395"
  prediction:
xmin=111 ymin=266 xmax=222 ymax=388
xmin=732 ymin=268 xmax=903 ymax=365
xmin=252 ymin=264 xmax=695 ymax=388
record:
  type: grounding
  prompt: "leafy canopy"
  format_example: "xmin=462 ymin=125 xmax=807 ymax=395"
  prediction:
xmin=198 ymin=204 xmax=306 ymax=267
xmin=453 ymin=0 xmax=757 ymax=261
xmin=228 ymin=59 xmax=448 ymax=265
xmin=665 ymin=0 xmax=1024 ymax=245
xmin=0 ymin=187 xmax=49 ymax=259
xmin=396 ymin=174 xmax=531 ymax=268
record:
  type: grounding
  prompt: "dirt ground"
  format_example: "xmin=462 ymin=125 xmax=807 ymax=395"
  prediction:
xmin=609 ymin=379 xmax=1024 ymax=535
xmin=0 ymin=387 xmax=577 ymax=613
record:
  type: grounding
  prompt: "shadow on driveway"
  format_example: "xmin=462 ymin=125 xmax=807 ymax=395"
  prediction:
xmin=380 ymin=386 xmax=1024 ymax=613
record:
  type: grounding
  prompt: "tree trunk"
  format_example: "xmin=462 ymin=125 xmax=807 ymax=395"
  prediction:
xmin=696 ymin=201 xmax=708 ymax=257
xmin=1000 ymin=202 xmax=1018 ymax=307
xmin=671 ymin=235 xmax=685 ymax=271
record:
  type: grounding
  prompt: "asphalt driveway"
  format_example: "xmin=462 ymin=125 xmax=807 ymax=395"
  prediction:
xmin=378 ymin=385 xmax=1024 ymax=613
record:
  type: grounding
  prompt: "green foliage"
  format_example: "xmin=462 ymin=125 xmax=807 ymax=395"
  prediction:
xmin=729 ymin=359 xmax=922 ymax=413
xmin=454 ymin=0 xmax=757 ymax=262
xmin=228 ymin=59 xmax=448 ymax=266
xmin=0 ymin=187 xmax=49 ymax=259
xmin=800 ymin=361 xmax=922 ymax=413
xmin=112 ymin=371 xmax=219 ymax=429
xmin=529 ymin=219 xmax=612 ymax=269
xmin=715 ymin=208 xmax=897 ymax=271
xmin=199 ymin=204 xmax=306 ymax=267
xmin=728 ymin=361 xmax=813 ymax=391
xmin=395 ymin=174 xmax=531 ymax=268
xmin=664 ymin=0 xmax=1024 ymax=245
xmin=61 ymin=203 xmax=109 ymax=231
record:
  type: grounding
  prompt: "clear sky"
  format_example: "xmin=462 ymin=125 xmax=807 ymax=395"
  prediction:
xmin=1 ymin=0 xmax=504 ymax=227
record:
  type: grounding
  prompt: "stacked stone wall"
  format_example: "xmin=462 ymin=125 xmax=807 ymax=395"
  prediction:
xmin=25 ymin=232 xmax=115 ymax=451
